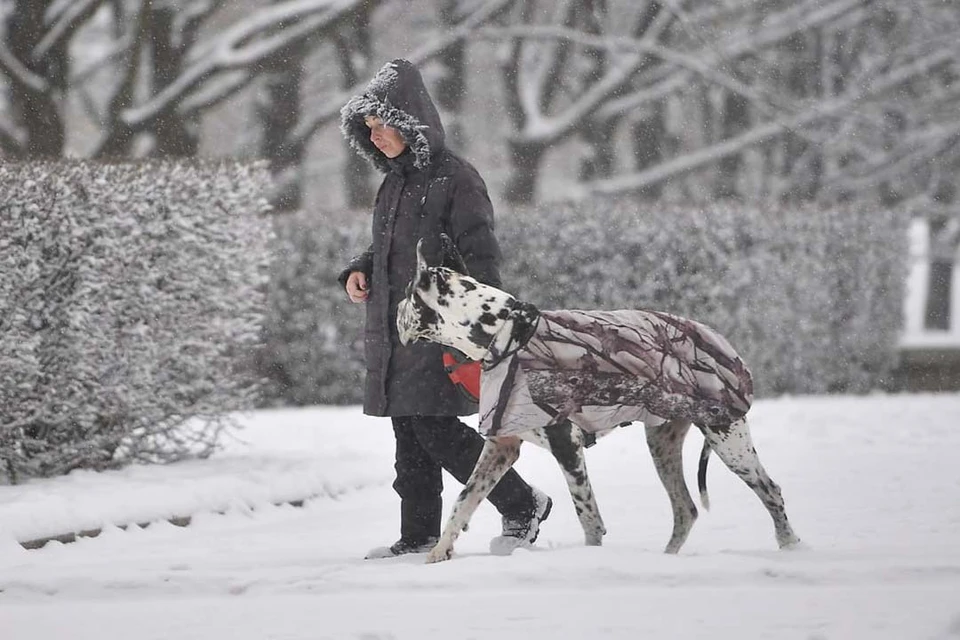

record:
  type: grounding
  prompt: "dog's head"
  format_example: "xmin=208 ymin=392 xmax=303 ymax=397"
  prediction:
xmin=397 ymin=235 xmax=516 ymax=360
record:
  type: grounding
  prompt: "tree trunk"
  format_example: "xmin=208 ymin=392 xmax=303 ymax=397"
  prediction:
xmin=151 ymin=7 xmax=199 ymax=157
xmin=504 ymin=141 xmax=546 ymax=205
xmin=631 ymin=101 xmax=666 ymax=200
xmin=258 ymin=48 xmax=307 ymax=212
xmin=778 ymin=31 xmax=823 ymax=203
xmin=576 ymin=0 xmax=616 ymax=181
xmin=579 ymin=117 xmax=617 ymax=181
xmin=435 ymin=0 xmax=467 ymax=150
xmin=924 ymin=257 xmax=952 ymax=331
xmin=7 ymin=0 xmax=66 ymax=157
xmin=336 ymin=7 xmax=374 ymax=209
xmin=924 ymin=182 xmax=959 ymax=331
xmin=263 ymin=67 xmax=306 ymax=212
xmin=95 ymin=1 xmax=148 ymax=158
xmin=714 ymin=90 xmax=749 ymax=199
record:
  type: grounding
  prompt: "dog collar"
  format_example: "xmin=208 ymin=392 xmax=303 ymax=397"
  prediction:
xmin=482 ymin=301 xmax=541 ymax=370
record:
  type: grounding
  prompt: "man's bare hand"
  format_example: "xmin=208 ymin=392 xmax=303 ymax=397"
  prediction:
xmin=346 ymin=271 xmax=369 ymax=303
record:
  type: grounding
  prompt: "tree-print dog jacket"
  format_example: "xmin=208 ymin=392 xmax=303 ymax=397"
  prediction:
xmin=338 ymin=59 xmax=502 ymax=417
xmin=479 ymin=308 xmax=755 ymax=438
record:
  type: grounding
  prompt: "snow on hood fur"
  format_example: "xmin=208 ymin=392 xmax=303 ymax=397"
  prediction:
xmin=340 ymin=59 xmax=446 ymax=173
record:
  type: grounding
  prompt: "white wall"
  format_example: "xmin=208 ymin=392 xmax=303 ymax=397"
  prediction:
xmin=901 ymin=217 xmax=960 ymax=348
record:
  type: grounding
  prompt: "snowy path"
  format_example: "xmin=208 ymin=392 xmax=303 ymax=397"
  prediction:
xmin=2 ymin=396 xmax=960 ymax=639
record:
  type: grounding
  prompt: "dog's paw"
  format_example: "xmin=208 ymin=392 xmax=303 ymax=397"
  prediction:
xmin=584 ymin=532 xmax=604 ymax=546
xmin=779 ymin=537 xmax=808 ymax=552
xmin=425 ymin=545 xmax=452 ymax=564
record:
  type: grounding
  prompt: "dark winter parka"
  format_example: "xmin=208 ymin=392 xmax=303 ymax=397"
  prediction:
xmin=338 ymin=59 xmax=502 ymax=417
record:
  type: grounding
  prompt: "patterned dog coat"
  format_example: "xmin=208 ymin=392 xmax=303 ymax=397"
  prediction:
xmin=479 ymin=309 xmax=754 ymax=438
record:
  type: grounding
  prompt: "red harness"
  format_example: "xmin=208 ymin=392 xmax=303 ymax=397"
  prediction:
xmin=442 ymin=351 xmax=481 ymax=403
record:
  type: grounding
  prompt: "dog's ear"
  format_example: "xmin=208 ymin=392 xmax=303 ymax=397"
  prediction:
xmin=415 ymin=238 xmax=431 ymax=287
xmin=439 ymin=233 xmax=469 ymax=275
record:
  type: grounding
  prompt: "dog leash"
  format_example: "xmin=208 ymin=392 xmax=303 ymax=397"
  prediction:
xmin=482 ymin=301 xmax=541 ymax=371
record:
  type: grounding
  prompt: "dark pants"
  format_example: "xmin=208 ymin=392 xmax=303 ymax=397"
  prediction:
xmin=391 ymin=415 xmax=536 ymax=541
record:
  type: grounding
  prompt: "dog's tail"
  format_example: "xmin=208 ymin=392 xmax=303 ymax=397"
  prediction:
xmin=697 ymin=439 xmax=711 ymax=511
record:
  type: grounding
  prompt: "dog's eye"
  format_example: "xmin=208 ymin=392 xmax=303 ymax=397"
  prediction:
xmin=416 ymin=270 xmax=432 ymax=290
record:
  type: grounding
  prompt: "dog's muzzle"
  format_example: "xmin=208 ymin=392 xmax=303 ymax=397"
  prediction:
xmin=397 ymin=299 xmax=418 ymax=346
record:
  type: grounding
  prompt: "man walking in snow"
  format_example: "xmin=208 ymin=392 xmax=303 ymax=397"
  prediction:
xmin=338 ymin=59 xmax=552 ymax=559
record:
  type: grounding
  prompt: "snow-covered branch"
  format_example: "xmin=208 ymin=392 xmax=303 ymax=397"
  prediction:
xmin=291 ymin=0 xmax=515 ymax=146
xmin=70 ymin=36 xmax=132 ymax=85
xmin=0 ymin=40 xmax=48 ymax=93
xmin=481 ymin=24 xmax=822 ymax=143
xmin=0 ymin=118 xmax=22 ymax=153
xmin=407 ymin=0 xmax=517 ymax=66
xmin=34 ymin=0 xmax=104 ymax=61
xmin=576 ymin=43 xmax=959 ymax=198
xmin=826 ymin=118 xmax=960 ymax=194
xmin=596 ymin=0 xmax=870 ymax=123
xmin=120 ymin=0 xmax=377 ymax=129
xmin=179 ymin=70 xmax=251 ymax=117
xmin=167 ymin=0 xmax=225 ymax=49
xmin=480 ymin=0 xmax=870 ymax=144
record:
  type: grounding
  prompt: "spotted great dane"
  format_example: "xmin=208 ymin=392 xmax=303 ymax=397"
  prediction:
xmin=397 ymin=235 xmax=801 ymax=563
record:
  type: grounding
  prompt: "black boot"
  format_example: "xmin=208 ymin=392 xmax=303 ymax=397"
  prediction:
xmin=365 ymin=535 xmax=440 ymax=559
xmin=366 ymin=417 xmax=444 ymax=560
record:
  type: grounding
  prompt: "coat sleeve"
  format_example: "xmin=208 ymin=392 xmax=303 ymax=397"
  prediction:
xmin=447 ymin=166 xmax=503 ymax=288
xmin=337 ymin=245 xmax=374 ymax=289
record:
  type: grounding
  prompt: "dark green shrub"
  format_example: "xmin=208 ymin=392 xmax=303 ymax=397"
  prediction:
xmin=258 ymin=211 xmax=367 ymax=405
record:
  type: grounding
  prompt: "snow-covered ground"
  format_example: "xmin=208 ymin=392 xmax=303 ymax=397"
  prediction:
xmin=2 ymin=394 xmax=960 ymax=640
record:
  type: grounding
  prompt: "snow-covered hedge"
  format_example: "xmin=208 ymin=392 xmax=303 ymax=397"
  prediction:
xmin=499 ymin=199 xmax=907 ymax=396
xmin=0 ymin=160 xmax=271 ymax=482
xmin=263 ymin=198 xmax=906 ymax=405
xmin=258 ymin=211 xmax=366 ymax=406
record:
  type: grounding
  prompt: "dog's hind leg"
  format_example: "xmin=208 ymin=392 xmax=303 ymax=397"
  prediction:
xmin=646 ymin=419 xmax=698 ymax=554
xmin=523 ymin=422 xmax=606 ymax=546
xmin=426 ymin=436 xmax=522 ymax=564
xmin=699 ymin=417 xmax=800 ymax=549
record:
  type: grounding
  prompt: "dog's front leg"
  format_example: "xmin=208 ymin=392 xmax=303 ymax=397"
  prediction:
xmin=523 ymin=423 xmax=606 ymax=546
xmin=426 ymin=436 xmax=522 ymax=564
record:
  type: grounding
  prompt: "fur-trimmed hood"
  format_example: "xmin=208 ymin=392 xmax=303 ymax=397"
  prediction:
xmin=340 ymin=59 xmax=445 ymax=173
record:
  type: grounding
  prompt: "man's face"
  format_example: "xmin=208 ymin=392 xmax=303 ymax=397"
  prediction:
xmin=364 ymin=116 xmax=407 ymax=158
